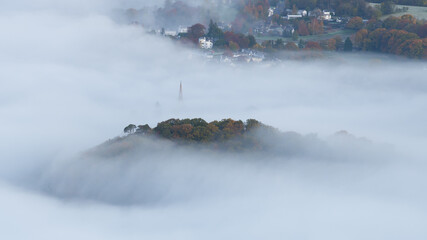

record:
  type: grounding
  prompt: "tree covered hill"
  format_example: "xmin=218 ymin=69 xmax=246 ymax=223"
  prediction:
xmin=122 ymin=118 xmax=282 ymax=151
xmin=85 ymin=118 xmax=385 ymax=163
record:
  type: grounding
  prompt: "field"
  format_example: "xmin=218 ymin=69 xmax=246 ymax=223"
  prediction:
xmin=369 ymin=3 xmax=427 ymax=20
xmin=255 ymin=29 xmax=356 ymax=43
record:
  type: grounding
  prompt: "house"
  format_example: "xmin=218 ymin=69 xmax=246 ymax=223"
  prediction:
xmin=199 ymin=37 xmax=213 ymax=49
xmin=217 ymin=22 xmax=232 ymax=31
xmin=253 ymin=20 xmax=267 ymax=34
xmin=320 ymin=10 xmax=332 ymax=21
xmin=164 ymin=30 xmax=178 ymax=37
xmin=297 ymin=10 xmax=308 ymax=17
xmin=178 ymin=26 xmax=188 ymax=34
xmin=267 ymin=25 xmax=284 ymax=36
xmin=268 ymin=7 xmax=275 ymax=17
xmin=283 ymin=25 xmax=295 ymax=37
xmin=287 ymin=14 xmax=303 ymax=20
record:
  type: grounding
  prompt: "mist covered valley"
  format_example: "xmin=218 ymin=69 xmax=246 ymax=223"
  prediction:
xmin=1 ymin=0 xmax=427 ymax=239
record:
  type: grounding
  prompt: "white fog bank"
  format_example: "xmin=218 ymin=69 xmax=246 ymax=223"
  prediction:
xmin=1 ymin=1 xmax=427 ymax=239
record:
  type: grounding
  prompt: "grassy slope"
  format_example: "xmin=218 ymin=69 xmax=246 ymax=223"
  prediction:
xmin=255 ymin=29 xmax=355 ymax=43
xmin=369 ymin=3 xmax=427 ymax=20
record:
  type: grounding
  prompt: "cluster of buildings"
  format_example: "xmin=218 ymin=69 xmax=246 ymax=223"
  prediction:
xmin=254 ymin=5 xmax=345 ymax=38
xmin=202 ymin=49 xmax=265 ymax=64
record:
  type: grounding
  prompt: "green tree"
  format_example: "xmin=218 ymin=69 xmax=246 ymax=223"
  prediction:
xmin=344 ymin=37 xmax=353 ymax=51
xmin=124 ymin=124 xmax=137 ymax=134
xmin=381 ymin=0 xmax=396 ymax=15
xmin=206 ymin=20 xmax=224 ymax=40
xmin=247 ymin=35 xmax=257 ymax=48
xmin=274 ymin=39 xmax=285 ymax=50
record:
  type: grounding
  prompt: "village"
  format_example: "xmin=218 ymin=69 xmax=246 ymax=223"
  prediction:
xmin=126 ymin=0 xmax=427 ymax=60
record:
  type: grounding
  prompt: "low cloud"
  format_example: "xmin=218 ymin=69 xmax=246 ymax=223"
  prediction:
xmin=1 ymin=0 xmax=427 ymax=239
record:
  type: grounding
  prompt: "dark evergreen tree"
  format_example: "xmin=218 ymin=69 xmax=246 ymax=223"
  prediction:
xmin=206 ymin=20 xmax=224 ymax=41
xmin=344 ymin=37 xmax=353 ymax=52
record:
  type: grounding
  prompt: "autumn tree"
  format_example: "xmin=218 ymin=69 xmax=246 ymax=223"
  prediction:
xmin=346 ymin=17 xmax=364 ymax=30
xmin=354 ymin=29 xmax=368 ymax=49
xmin=187 ymin=23 xmax=206 ymax=44
xmin=304 ymin=41 xmax=322 ymax=50
xmin=285 ymin=42 xmax=299 ymax=50
xmin=418 ymin=24 xmax=427 ymax=38
xmin=326 ymin=38 xmax=337 ymax=51
xmin=297 ymin=20 xmax=310 ymax=36
xmin=308 ymin=19 xmax=324 ymax=35
xmin=334 ymin=36 xmax=344 ymax=50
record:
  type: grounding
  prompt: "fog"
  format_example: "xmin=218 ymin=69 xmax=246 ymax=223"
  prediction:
xmin=1 ymin=0 xmax=427 ymax=239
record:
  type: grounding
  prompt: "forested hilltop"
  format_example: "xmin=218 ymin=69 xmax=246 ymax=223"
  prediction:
xmin=87 ymin=118 xmax=378 ymax=160
xmin=121 ymin=118 xmax=280 ymax=151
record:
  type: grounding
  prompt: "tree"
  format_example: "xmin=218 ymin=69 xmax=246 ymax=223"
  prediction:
xmin=187 ymin=23 xmax=206 ymax=44
xmin=418 ymin=24 xmax=427 ymax=38
xmin=308 ymin=19 xmax=324 ymax=35
xmin=384 ymin=16 xmax=400 ymax=29
xmin=381 ymin=0 xmax=396 ymax=15
xmin=274 ymin=39 xmax=285 ymax=49
xmin=292 ymin=31 xmax=299 ymax=41
xmin=229 ymin=41 xmax=240 ymax=51
xmin=124 ymin=124 xmax=137 ymax=134
xmin=354 ymin=29 xmax=369 ymax=49
xmin=136 ymin=124 xmax=151 ymax=134
xmin=285 ymin=42 xmax=299 ymax=50
xmin=247 ymin=35 xmax=257 ymax=48
xmin=346 ymin=17 xmax=364 ymax=30
xmin=297 ymin=20 xmax=310 ymax=36
xmin=334 ymin=36 xmax=344 ymax=50
xmin=206 ymin=20 xmax=224 ymax=40
xmin=344 ymin=37 xmax=353 ymax=51
xmin=326 ymin=38 xmax=337 ymax=51
xmin=395 ymin=39 xmax=424 ymax=58
xmin=305 ymin=41 xmax=322 ymax=50
xmin=298 ymin=39 xmax=305 ymax=49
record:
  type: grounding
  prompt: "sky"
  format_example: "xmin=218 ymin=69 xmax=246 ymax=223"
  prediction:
xmin=1 ymin=0 xmax=427 ymax=239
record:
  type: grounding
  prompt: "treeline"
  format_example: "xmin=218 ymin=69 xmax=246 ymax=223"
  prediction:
xmin=180 ymin=21 xmax=257 ymax=50
xmin=258 ymin=36 xmax=352 ymax=52
xmin=124 ymin=118 xmax=276 ymax=150
xmin=255 ymin=14 xmax=427 ymax=58
xmin=352 ymin=14 xmax=427 ymax=58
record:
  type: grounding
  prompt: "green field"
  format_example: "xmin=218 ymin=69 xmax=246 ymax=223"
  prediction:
xmin=369 ymin=3 xmax=427 ymax=20
xmin=255 ymin=29 xmax=356 ymax=43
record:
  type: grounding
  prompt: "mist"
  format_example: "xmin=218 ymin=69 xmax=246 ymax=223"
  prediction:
xmin=1 ymin=0 xmax=427 ymax=239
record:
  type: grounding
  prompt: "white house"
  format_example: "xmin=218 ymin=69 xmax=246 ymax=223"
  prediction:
xmin=268 ymin=7 xmax=275 ymax=17
xmin=321 ymin=10 xmax=332 ymax=20
xmin=164 ymin=30 xmax=177 ymax=36
xmin=297 ymin=10 xmax=308 ymax=17
xmin=287 ymin=14 xmax=303 ymax=20
xmin=199 ymin=37 xmax=213 ymax=49
xmin=178 ymin=26 xmax=188 ymax=34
